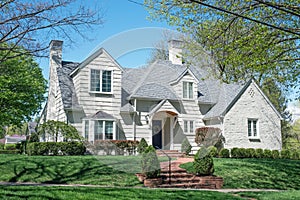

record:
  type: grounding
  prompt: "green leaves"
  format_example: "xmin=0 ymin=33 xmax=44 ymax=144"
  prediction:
xmin=0 ymin=44 xmax=47 ymax=127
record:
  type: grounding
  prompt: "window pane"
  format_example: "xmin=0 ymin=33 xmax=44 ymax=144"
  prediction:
xmin=188 ymin=82 xmax=193 ymax=99
xmin=90 ymin=69 xmax=100 ymax=91
xmin=105 ymin=121 xmax=113 ymax=140
xmin=248 ymin=120 xmax=252 ymax=137
xmin=94 ymin=121 xmax=103 ymax=140
xmin=84 ymin=121 xmax=89 ymax=140
xmin=253 ymin=120 xmax=257 ymax=137
xmin=190 ymin=121 xmax=194 ymax=133
xmin=183 ymin=82 xmax=188 ymax=98
xmin=184 ymin=121 xmax=188 ymax=132
xmin=102 ymin=70 xmax=111 ymax=92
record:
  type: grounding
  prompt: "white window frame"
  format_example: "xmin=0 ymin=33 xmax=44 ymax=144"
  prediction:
xmin=84 ymin=120 xmax=89 ymax=140
xmin=184 ymin=120 xmax=194 ymax=133
xmin=183 ymin=81 xmax=193 ymax=99
xmin=89 ymin=69 xmax=113 ymax=94
xmin=248 ymin=119 xmax=259 ymax=139
xmin=94 ymin=120 xmax=115 ymax=140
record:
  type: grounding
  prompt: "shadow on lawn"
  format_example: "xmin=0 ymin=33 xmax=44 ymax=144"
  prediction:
xmin=3 ymin=156 xmax=139 ymax=186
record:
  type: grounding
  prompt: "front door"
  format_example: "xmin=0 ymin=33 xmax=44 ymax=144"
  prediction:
xmin=152 ymin=120 xmax=162 ymax=149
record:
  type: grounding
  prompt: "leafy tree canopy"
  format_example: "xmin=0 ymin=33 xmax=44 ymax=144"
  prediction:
xmin=37 ymin=120 xmax=83 ymax=142
xmin=0 ymin=44 xmax=47 ymax=127
xmin=144 ymin=0 xmax=300 ymax=100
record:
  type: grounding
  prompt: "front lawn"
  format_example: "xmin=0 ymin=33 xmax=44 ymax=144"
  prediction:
xmin=0 ymin=155 xmax=150 ymax=186
xmin=0 ymin=185 xmax=241 ymax=200
xmin=180 ymin=158 xmax=300 ymax=190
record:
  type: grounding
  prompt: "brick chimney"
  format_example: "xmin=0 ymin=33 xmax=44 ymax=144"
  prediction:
xmin=168 ymin=40 xmax=183 ymax=65
xmin=46 ymin=40 xmax=63 ymax=121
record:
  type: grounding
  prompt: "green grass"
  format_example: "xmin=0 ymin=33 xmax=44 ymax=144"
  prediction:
xmin=180 ymin=158 xmax=300 ymax=190
xmin=0 ymin=185 xmax=242 ymax=200
xmin=0 ymin=154 xmax=158 ymax=186
xmin=234 ymin=191 xmax=300 ymax=200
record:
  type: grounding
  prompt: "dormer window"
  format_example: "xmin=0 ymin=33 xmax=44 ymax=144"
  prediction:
xmin=183 ymin=81 xmax=193 ymax=99
xmin=90 ymin=69 xmax=112 ymax=93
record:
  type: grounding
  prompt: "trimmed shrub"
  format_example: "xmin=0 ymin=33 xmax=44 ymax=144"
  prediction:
xmin=4 ymin=144 xmax=17 ymax=150
xmin=263 ymin=149 xmax=273 ymax=159
xmin=219 ymin=148 xmax=230 ymax=158
xmin=137 ymin=138 xmax=148 ymax=154
xmin=0 ymin=150 xmax=19 ymax=154
xmin=208 ymin=146 xmax=218 ymax=157
xmin=181 ymin=138 xmax=192 ymax=155
xmin=26 ymin=142 xmax=86 ymax=156
xmin=255 ymin=148 xmax=264 ymax=158
xmin=231 ymin=148 xmax=243 ymax=158
xmin=271 ymin=150 xmax=280 ymax=159
xmin=0 ymin=143 xmax=4 ymax=150
xmin=291 ymin=151 xmax=300 ymax=160
xmin=280 ymin=149 xmax=291 ymax=159
xmin=141 ymin=145 xmax=161 ymax=178
xmin=247 ymin=148 xmax=256 ymax=158
xmin=94 ymin=140 xmax=139 ymax=155
xmin=193 ymin=147 xmax=214 ymax=175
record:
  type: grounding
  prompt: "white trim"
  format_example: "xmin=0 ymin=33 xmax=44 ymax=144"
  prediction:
xmin=170 ymin=69 xmax=199 ymax=85
xmin=247 ymin=118 xmax=260 ymax=139
xmin=89 ymin=68 xmax=113 ymax=94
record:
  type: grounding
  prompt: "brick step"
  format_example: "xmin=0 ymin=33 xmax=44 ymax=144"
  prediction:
xmin=160 ymin=168 xmax=187 ymax=173
xmin=160 ymin=172 xmax=194 ymax=178
xmin=158 ymin=182 xmax=217 ymax=189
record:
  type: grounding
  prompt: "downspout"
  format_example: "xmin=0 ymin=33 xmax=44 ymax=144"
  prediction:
xmin=133 ymin=98 xmax=137 ymax=141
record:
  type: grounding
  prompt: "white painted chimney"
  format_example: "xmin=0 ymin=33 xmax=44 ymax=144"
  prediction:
xmin=46 ymin=40 xmax=63 ymax=121
xmin=168 ymin=40 xmax=183 ymax=65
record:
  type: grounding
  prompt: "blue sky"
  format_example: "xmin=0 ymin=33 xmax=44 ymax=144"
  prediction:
xmin=39 ymin=0 xmax=175 ymax=78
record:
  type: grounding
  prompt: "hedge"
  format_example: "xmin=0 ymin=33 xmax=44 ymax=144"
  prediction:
xmin=0 ymin=150 xmax=20 ymax=154
xmin=93 ymin=140 xmax=139 ymax=155
xmin=26 ymin=142 xmax=86 ymax=156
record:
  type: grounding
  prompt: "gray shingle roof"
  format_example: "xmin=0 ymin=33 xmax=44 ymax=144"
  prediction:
xmin=57 ymin=61 xmax=81 ymax=110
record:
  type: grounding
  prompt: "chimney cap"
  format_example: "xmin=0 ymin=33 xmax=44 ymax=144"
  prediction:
xmin=50 ymin=40 xmax=63 ymax=49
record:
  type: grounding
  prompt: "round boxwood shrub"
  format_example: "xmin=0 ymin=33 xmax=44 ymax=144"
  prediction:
xmin=141 ymin=145 xmax=161 ymax=178
xmin=280 ymin=149 xmax=291 ymax=159
xmin=181 ymin=138 xmax=192 ymax=155
xmin=263 ymin=149 xmax=273 ymax=159
xmin=255 ymin=148 xmax=264 ymax=158
xmin=207 ymin=146 xmax=218 ymax=157
xmin=231 ymin=147 xmax=241 ymax=158
xmin=137 ymin=138 xmax=148 ymax=154
xmin=219 ymin=148 xmax=230 ymax=158
xmin=271 ymin=150 xmax=280 ymax=159
xmin=247 ymin=148 xmax=256 ymax=158
xmin=193 ymin=147 xmax=214 ymax=176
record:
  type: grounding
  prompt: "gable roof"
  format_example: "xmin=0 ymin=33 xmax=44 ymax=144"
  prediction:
xmin=203 ymin=79 xmax=282 ymax=120
xmin=70 ymin=48 xmax=123 ymax=77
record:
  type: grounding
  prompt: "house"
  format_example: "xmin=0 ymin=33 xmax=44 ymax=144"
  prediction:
xmin=39 ymin=40 xmax=282 ymax=152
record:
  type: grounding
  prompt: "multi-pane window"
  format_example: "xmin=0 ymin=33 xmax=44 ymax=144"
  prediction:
xmin=248 ymin=119 xmax=258 ymax=138
xmin=183 ymin=81 xmax=193 ymax=99
xmin=84 ymin=120 xmax=89 ymax=140
xmin=184 ymin=120 xmax=194 ymax=133
xmin=94 ymin=120 xmax=114 ymax=140
xmin=90 ymin=69 xmax=112 ymax=93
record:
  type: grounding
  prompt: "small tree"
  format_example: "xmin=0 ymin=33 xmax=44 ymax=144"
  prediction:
xmin=193 ymin=147 xmax=214 ymax=176
xmin=141 ymin=145 xmax=161 ymax=178
xmin=181 ymin=138 xmax=192 ymax=155
xmin=37 ymin=120 xmax=82 ymax=142
xmin=137 ymin=138 xmax=148 ymax=154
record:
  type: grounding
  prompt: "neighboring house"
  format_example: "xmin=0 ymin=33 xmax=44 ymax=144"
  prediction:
xmin=39 ymin=40 xmax=282 ymax=152
xmin=4 ymin=135 xmax=26 ymax=144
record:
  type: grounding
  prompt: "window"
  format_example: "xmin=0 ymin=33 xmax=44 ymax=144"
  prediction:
xmin=184 ymin=120 xmax=194 ymax=133
xmin=90 ymin=69 xmax=112 ymax=93
xmin=84 ymin=120 xmax=89 ymax=140
xmin=248 ymin=119 xmax=258 ymax=138
xmin=94 ymin=120 xmax=114 ymax=140
xmin=183 ymin=81 xmax=193 ymax=99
